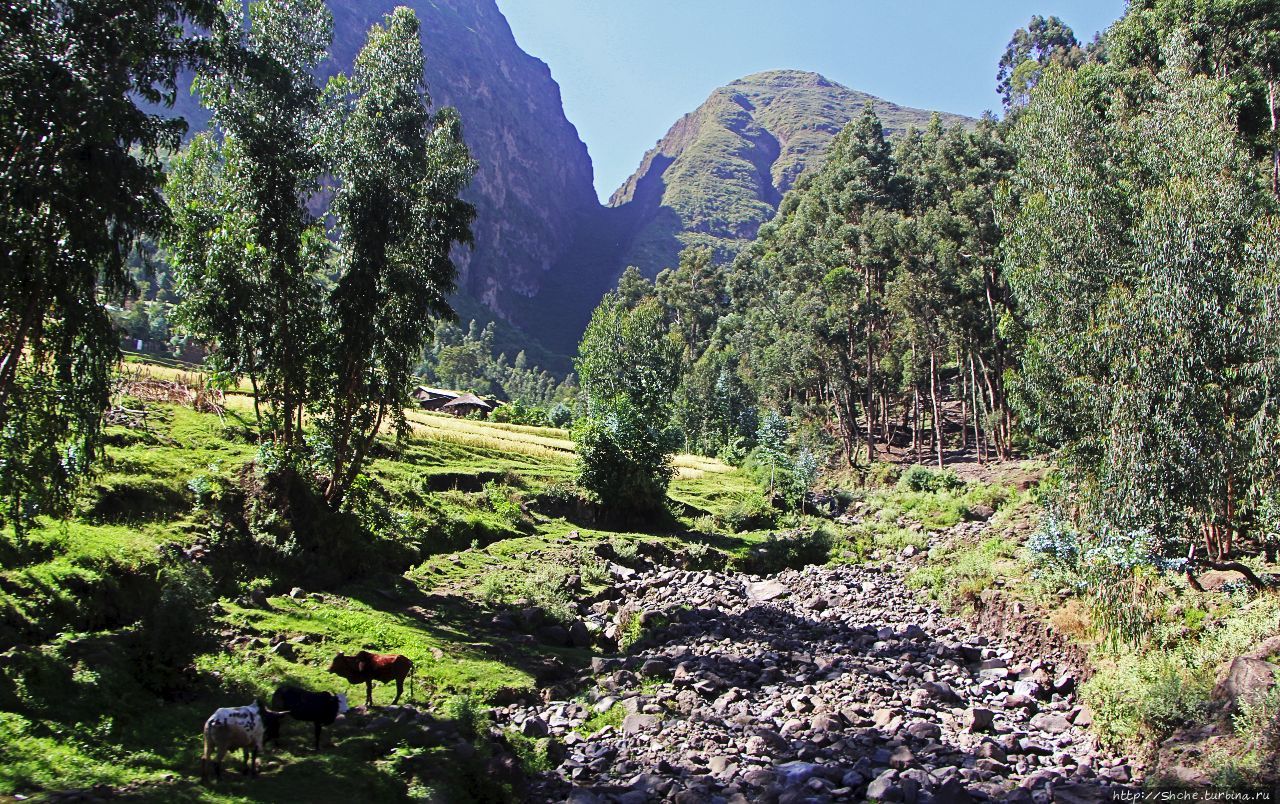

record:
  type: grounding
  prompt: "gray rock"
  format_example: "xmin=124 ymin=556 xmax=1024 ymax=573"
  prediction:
xmin=568 ymin=619 xmax=592 ymax=647
xmin=866 ymin=769 xmax=902 ymax=801
xmin=906 ymin=721 xmax=941 ymax=740
xmin=1212 ymin=656 xmax=1278 ymax=715
xmin=890 ymin=745 xmax=916 ymax=769
xmin=962 ymin=707 xmax=995 ymax=733
xmin=1030 ymin=713 xmax=1072 ymax=735
xmin=622 ymin=713 xmax=660 ymax=734
xmin=520 ymin=717 xmax=548 ymax=737
xmin=746 ymin=579 xmax=789 ymax=601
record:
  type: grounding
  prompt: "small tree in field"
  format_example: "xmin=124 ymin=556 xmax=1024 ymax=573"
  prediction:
xmin=573 ymin=296 xmax=681 ymax=516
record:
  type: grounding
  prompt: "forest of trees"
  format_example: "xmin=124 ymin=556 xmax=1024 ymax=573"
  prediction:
xmin=0 ymin=0 xmax=478 ymax=526
xmin=575 ymin=0 xmax=1280 ymax=561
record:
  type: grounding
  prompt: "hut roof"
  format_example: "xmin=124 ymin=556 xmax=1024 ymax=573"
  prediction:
xmin=442 ymin=392 xmax=492 ymax=410
xmin=413 ymin=386 xmax=459 ymax=400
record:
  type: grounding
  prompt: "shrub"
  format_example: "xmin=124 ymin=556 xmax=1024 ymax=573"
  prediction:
xmin=898 ymin=465 xmax=965 ymax=493
xmin=867 ymin=462 xmax=902 ymax=487
xmin=442 ymin=695 xmax=490 ymax=739
xmin=133 ymin=562 xmax=216 ymax=691
xmin=547 ymin=403 xmax=573 ymax=429
xmin=720 ymin=492 xmax=776 ymax=532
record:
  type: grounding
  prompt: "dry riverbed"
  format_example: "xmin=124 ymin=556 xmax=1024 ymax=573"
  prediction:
xmin=496 ymin=560 xmax=1132 ymax=803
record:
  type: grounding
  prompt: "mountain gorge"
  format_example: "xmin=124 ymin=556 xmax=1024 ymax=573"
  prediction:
xmin=168 ymin=0 xmax=972 ymax=364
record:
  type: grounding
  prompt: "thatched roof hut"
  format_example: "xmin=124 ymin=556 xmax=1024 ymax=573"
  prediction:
xmin=412 ymin=386 xmax=459 ymax=411
xmin=441 ymin=392 xmax=493 ymax=418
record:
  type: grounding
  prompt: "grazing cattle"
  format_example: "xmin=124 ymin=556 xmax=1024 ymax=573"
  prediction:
xmin=270 ymin=685 xmax=348 ymax=750
xmin=200 ymin=700 xmax=288 ymax=781
xmin=326 ymin=650 xmax=414 ymax=707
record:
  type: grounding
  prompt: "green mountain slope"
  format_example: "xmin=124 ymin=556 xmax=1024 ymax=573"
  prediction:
xmin=605 ymin=70 xmax=975 ymax=279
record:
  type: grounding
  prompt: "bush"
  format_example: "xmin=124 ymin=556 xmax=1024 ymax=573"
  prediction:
xmin=898 ymin=465 xmax=965 ymax=493
xmin=133 ymin=562 xmax=216 ymax=691
xmin=573 ymin=409 xmax=675 ymax=518
xmin=547 ymin=403 xmax=573 ymax=429
xmin=720 ymin=492 xmax=777 ymax=532
xmin=442 ymin=695 xmax=490 ymax=739
xmin=867 ymin=462 xmax=902 ymax=487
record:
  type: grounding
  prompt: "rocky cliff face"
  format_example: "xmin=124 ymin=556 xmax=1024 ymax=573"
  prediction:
xmin=605 ymin=70 xmax=973 ymax=280
xmin=327 ymin=0 xmax=600 ymax=320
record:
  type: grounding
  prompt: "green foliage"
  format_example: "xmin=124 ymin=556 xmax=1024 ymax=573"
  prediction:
xmin=898 ymin=465 xmax=964 ymax=494
xmin=1005 ymin=43 xmax=1280 ymax=558
xmin=996 ymin=15 xmax=1087 ymax=109
xmin=1082 ymin=592 xmax=1280 ymax=749
xmin=575 ymin=702 xmax=624 ymax=736
xmin=719 ymin=492 xmax=777 ymax=532
xmin=442 ymin=694 xmax=490 ymax=740
xmin=312 ymin=6 xmax=476 ymax=509
xmin=907 ymin=537 xmax=1019 ymax=608
xmin=0 ymin=0 xmax=220 ymax=534
xmin=505 ymin=731 xmax=557 ymax=774
xmin=418 ymin=319 xmax=576 ymax=407
xmin=573 ymin=296 xmax=682 ymax=516
xmin=169 ymin=0 xmax=333 ymax=450
xmin=723 ymin=103 xmax=1015 ymax=467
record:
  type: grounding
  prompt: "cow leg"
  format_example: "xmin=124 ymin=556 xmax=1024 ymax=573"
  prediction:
xmin=250 ymin=746 xmax=259 ymax=777
xmin=392 ymin=677 xmax=403 ymax=705
xmin=314 ymin=722 xmax=322 ymax=751
xmin=365 ymin=679 xmax=373 ymax=707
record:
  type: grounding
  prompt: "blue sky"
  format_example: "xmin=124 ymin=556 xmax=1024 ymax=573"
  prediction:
xmin=495 ymin=1 xmax=1127 ymax=202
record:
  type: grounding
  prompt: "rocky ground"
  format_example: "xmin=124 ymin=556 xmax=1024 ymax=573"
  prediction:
xmin=494 ymin=560 xmax=1136 ymax=803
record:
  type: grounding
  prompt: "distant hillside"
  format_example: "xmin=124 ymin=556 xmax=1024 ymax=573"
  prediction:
xmin=605 ymin=70 xmax=974 ymax=280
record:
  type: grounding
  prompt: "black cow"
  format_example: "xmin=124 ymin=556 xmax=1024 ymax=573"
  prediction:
xmin=270 ymin=685 xmax=349 ymax=750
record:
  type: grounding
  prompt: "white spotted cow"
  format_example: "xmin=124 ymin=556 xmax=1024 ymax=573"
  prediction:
xmin=200 ymin=699 xmax=288 ymax=781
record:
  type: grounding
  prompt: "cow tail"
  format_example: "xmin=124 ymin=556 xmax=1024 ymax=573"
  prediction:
xmin=409 ymin=662 xmax=416 ymax=703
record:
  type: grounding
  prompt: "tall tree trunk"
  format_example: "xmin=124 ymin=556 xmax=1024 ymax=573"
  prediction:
xmin=913 ymin=386 xmax=921 ymax=463
xmin=930 ymin=348 xmax=944 ymax=469
xmin=959 ymin=349 xmax=969 ymax=451
xmin=970 ymin=354 xmax=983 ymax=465
xmin=1270 ymin=75 xmax=1278 ymax=200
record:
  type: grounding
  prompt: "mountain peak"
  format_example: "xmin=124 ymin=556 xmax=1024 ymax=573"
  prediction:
xmin=728 ymin=69 xmax=836 ymax=89
xmin=602 ymin=71 xmax=973 ymax=283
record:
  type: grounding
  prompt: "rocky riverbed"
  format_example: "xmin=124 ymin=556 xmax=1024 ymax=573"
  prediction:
xmin=494 ymin=561 xmax=1135 ymax=803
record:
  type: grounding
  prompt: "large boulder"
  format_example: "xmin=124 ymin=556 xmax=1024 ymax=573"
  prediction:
xmin=1211 ymin=656 xmax=1279 ymax=715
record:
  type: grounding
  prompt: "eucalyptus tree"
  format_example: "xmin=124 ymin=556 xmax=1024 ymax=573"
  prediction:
xmin=0 ymin=0 xmax=219 ymax=531
xmin=893 ymin=116 xmax=1015 ymax=464
xmin=996 ymin=15 xmax=1086 ymax=110
xmin=655 ymin=246 xmax=726 ymax=367
xmin=167 ymin=0 xmax=332 ymax=449
xmin=1106 ymin=0 xmax=1280 ymax=196
xmin=316 ymin=7 xmax=476 ymax=508
xmin=1005 ymin=48 xmax=1280 ymax=558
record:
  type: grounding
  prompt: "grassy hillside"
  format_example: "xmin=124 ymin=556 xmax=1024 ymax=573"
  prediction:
xmin=0 ymin=362 xmax=774 ymax=801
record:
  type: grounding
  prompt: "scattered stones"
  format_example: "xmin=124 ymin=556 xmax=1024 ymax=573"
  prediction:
xmin=493 ymin=559 xmax=1129 ymax=802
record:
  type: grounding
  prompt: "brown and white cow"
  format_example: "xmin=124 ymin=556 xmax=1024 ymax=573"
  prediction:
xmin=200 ymin=699 xmax=288 ymax=781
xmin=326 ymin=651 xmax=414 ymax=707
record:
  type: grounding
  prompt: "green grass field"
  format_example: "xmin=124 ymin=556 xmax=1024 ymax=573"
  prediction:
xmin=0 ymin=360 xmax=770 ymax=801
